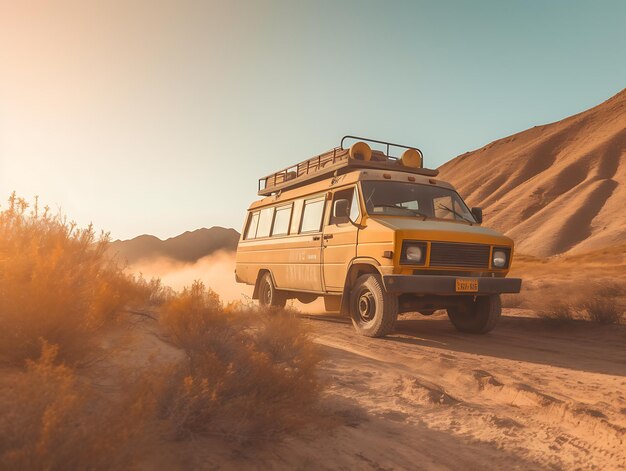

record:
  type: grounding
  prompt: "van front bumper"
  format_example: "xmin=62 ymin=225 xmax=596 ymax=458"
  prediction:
xmin=382 ymin=275 xmax=522 ymax=295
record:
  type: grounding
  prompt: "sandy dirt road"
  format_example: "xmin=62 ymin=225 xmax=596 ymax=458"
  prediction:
xmin=238 ymin=310 xmax=625 ymax=471
xmin=139 ymin=309 xmax=625 ymax=471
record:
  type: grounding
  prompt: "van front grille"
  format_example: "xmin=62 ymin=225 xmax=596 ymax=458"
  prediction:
xmin=429 ymin=242 xmax=490 ymax=269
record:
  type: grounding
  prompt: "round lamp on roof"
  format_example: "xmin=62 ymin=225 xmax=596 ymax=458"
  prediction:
xmin=349 ymin=141 xmax=372 ymax=161
xmin=400 ymin=148 xmax=423 ymax=168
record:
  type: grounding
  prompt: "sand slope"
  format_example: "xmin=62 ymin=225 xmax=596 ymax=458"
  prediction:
xmin=439 ymin=89 xmax=626 ymax=257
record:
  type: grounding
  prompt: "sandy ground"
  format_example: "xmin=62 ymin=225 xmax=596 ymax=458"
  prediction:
xmin=305 ymin=311 xmax=625 ymax=471
xmin=129 ymin=308 xmax=625 ymax=471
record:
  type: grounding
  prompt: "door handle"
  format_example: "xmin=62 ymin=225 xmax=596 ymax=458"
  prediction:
xmin=312 ymin=235 xmax=321 ymax=241
xmin=323 ymin=234 xmax=333 ymax=240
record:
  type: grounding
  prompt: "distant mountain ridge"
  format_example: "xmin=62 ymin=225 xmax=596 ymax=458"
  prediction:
xmin=439 ymin=88 xmax=626 ymax=257
xmin=109 ymin=226 xmax=240 ymax=264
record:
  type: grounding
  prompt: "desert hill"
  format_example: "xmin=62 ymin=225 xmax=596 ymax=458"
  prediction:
xmin=109 ymin=226 xmax=240 ymax=263
xmin=439 ymin=88 xmax=626 ymax=257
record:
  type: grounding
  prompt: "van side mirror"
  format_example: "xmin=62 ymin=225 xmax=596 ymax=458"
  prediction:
xmin=471 ymin=207 xmax=483 ymax=224
xmin=333 ymin=199 xmax=350 ymax=222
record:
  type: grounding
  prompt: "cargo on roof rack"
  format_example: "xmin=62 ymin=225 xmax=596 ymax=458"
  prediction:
xmin=257 ymin=135 xmax=438 ymax=196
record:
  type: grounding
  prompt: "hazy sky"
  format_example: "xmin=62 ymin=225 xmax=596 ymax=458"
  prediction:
xmin=1 ymin=0 xmax=625 ymax=240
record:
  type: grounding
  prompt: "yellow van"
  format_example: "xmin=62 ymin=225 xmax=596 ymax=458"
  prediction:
xmin=235 ymin=136 xmax=521 ymax=337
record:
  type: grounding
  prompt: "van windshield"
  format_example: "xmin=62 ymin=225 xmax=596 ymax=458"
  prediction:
xmin=361 ymin=181 xmax=476 ymax=223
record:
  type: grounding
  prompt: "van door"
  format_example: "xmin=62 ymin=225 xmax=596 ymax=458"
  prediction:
xmin=283 ymin=196 xmax=325 ymax=292
xmin=322 ymin=187 xmax=360 ymax=291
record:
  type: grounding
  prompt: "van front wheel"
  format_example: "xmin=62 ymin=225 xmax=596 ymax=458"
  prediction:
xmin=258 ymin=273 xmax=287 ymax=309
xmin=447 ymin=295 xmax=501 ymax=334
xmin=349 ymin=274 xmax=398 ymax=338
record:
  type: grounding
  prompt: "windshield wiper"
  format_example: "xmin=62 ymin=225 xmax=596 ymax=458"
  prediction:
xmin=437 ymin=203 xmax=473 ymax=224
xmin=365 ymin=188 xmax=376 ymax=207
xmin=375 ymin=204 xmax=428 ymax=220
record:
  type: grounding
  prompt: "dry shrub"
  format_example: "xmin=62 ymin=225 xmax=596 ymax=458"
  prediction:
xmin=530 ymin=280 xmax=625 ymax=326
xmin=536 ymin=301 xmax=575 ymax=325
xmin=0 ymin=342 xmax=155 ymax=470
xmin=129 ymin=275 xmax=175 ymax=308
xmin=580 ymin=282 xmax=626 ymax=325
xmin=0 ymin=193 xmax=158 ymax=366
xmin=158 ymin=282 xmax=321 ymax=440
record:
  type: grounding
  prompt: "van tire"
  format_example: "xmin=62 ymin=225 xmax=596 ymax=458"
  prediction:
xmin=349 ymin=274 xmax=398 ymax=338
xmin=258 ymin=273 xmax=287 ymax=309
xmin=447 ymin=295 xmax=501 ymax=334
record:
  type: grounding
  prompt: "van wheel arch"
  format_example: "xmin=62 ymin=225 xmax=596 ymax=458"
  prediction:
xmin=340 ymin=262 xmax=382 ymax=315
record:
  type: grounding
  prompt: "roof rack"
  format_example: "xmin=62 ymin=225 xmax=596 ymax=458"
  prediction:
xmin=340 ymin=135 xmax=423 ymax=160
xmin=258 ymin=135 xmax=438 ymax=196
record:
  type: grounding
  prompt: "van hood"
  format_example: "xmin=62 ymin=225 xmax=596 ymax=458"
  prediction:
xmin=368 ymin=217 xmax=513 ymax=246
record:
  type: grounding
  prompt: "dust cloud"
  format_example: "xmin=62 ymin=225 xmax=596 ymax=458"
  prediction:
xmin=128 ymin=251 xmax=328 ymax=313
xmin=129 ymin=251 xmax=252 ymax=302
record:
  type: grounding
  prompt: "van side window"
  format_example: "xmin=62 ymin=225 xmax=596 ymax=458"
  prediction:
xmin=244 ymin=211 xmax=259 ymax=239
xmin=350 ymin=189 xmax=361 ymax=221
xmin=271 ymin=204 xmax=292 ymax=236
xmin=290 ymin=199 xmax=303 ymax=234
xmin=256 ymin=207 xmax=274 ymax=238
xmin=300 ymin=198 xmax=325 ymax=233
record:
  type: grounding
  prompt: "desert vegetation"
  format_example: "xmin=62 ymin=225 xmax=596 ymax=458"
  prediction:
xmin=502 ymin=249 xmax=626 ymax=325
xmin=0 ymin=194 xmax=322 ymax=469
xmin=502 ymin=282 xmax=626 ymax=325
xmin=0 ymin=343 xmax=157 ymax=470
xmin=531 ymin=282 xmax=626 ymax=325
xmin=0 ymin=193 xmax=158 ymax=366
xmin=157 ymin=283 xmax=321 ymax=439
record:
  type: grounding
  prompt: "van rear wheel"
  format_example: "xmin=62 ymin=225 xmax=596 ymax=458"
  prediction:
xmin=258 ymin=273 xmax=287 ymax=309
xmin=447 ymin=295 xmax=501 ymax=334
xmin=349 ymin=274 xmax=398 ymax=338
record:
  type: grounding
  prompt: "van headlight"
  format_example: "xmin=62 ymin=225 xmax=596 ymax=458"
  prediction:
xmin=492 ymin=248 xmax=510 ymax=268
xmin=401 ymin=241 xmax=427 ymax=265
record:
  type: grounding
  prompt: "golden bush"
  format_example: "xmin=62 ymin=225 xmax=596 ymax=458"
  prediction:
xmin=580 ymin=282 xmax=625 ymax=324
xmin=529 ymin=281 xmax=625 ymax=325
xmin=0 ymin=193 xmax=324 ymax=465
xmin=158 ymin=282 xmax=322 ymax=440
xmin=0 ymin=193 xmax=155 ymax=366
xmin=0 ymin=342 xmax=155 ymax=470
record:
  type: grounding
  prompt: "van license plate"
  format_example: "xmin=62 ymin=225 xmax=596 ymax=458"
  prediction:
xmin=456 ymin=279 xmax=478 ymax=292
